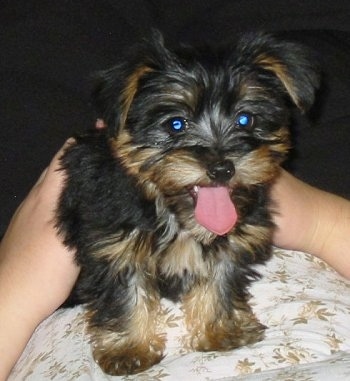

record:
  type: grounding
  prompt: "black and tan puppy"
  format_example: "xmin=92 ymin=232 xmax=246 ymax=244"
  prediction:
xmin=57 ymin=32 xmax=319 ymax=375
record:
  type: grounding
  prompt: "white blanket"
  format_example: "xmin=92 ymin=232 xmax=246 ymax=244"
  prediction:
xmin=10 ymin=249 xmax=350 ymax=380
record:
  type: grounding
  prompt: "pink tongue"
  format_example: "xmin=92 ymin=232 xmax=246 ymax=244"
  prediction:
xmin=194 ymin=186 xmax=238 ymax=235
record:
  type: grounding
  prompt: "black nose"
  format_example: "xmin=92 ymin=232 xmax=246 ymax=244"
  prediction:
xmin=207 ymin=160 xmax=235 ymax=182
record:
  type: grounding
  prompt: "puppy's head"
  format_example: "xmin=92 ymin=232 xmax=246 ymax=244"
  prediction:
xmin=94 ymin=32 xmax=320 ymax=241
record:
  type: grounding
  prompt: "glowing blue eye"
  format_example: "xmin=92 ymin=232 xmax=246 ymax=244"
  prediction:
xmin=235 ymin=112 xmax=254 ymax=128
xmin=168 ymin=117 xmax=187 ymax=133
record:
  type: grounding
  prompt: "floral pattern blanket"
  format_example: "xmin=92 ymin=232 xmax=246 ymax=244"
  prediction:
xmin=10 ymin=249 xmax=350 ymax=381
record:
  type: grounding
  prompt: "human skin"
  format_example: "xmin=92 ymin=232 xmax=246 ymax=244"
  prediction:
xmin=0 ymin=144 xmax=349 ymax=380
xmin=0 ymin=140 xmax=80 ymax=381
xmin=272 ymin=169 xmax=350 ymax=279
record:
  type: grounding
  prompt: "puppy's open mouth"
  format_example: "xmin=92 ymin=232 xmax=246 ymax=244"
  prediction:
xmin=190 ymin=185 xmax=238 ymax=236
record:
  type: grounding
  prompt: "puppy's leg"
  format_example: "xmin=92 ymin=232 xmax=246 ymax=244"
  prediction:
xmin=182 ymin=277 xmax=265 ymax=351
xmin=86 ymin=275 xmax=165 ymax=375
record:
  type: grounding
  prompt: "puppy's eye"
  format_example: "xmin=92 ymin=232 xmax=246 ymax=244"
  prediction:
xmin=167 ymin=117 xmax=188 ymax=133
xmin=235 ymin=112 xmax=254 ymax=129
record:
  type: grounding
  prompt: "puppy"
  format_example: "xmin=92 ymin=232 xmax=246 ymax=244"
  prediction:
xmin=57 ymin=32 xmax=319 ymax=375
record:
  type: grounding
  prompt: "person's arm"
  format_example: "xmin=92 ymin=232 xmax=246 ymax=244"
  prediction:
xmin=0 ymin=140 xmax=80 ymax=381
xmin=272 ymin=169 xmax=350 ymax=279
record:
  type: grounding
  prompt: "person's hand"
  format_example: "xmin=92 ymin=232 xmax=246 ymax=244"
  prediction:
xmin=0 ymin=140 xmax=80 ymax=380
xmin=271 ymin=169 xmax=350 ymax=279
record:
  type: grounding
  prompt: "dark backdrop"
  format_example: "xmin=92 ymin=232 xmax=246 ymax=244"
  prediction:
xmin=1 ymin=0 xmax=350 ymax=235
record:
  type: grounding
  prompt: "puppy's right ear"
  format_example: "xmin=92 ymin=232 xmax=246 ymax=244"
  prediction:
xmin=92 ymin=62 xmax=152 ymax=136
xmin=92 ymin=31 xmax=174 ymax=136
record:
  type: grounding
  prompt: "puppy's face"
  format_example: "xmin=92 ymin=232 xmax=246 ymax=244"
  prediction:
xmin=96 ymin=33 xmax=319 ymax=241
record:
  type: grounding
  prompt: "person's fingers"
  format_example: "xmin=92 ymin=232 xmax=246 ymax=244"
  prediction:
xmin=95 ymin=118 xmax=106 ymax=129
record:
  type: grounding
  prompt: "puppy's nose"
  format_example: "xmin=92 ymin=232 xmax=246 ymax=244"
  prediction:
xmin=207 ymin=160 xmax=235 ymax=182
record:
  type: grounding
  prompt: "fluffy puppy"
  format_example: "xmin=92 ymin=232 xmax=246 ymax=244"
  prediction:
xmin=57 ymin=32 xmax=319 ymax=375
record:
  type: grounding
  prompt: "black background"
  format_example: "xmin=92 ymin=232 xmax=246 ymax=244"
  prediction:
xmin=1 ymin=0 xmax=350 ymax=235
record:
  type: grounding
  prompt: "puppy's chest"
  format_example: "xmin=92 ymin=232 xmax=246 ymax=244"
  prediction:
xmin=153 ymin=230 xmax=237 ymax=302
xmin=154 ymin=232 xmax=209 ymax=300
xmin=157 ymin=232 xmax=208 ymax=276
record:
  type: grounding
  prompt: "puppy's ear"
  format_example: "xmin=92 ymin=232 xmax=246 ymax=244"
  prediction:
xmin=238 ymin=33 xmax=321 ymax=112
xmin=92 ymin=31 xmax=174 ymax=135
xmin=92 ymin=63 xmax=153 ymax=136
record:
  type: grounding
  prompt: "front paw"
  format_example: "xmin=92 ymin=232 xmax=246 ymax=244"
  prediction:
xmin=194 ymin=311 xmax=265 ymax=352
xmin=93 ymin=339 xmax=165 ymax=375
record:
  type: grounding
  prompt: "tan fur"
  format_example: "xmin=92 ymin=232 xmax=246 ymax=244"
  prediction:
xmin=227 ymin=224 xmax=272 ymax=262
xmin=88 ymin=286 xmax=166 ymax=375
xmin=182 ymin=280 xmax=265 ymax=351
xmin=92 ymin=229 xmax=152 ymax=267
xmin=159 ymin=231 xmax=208 ymax=277
xmin=235 ymin=134 xmax=289 ymax=186
xmin=254 ymin=54 xmax=301 ymax=109
xmin=120 ymin=66 xmax=153 ymax=127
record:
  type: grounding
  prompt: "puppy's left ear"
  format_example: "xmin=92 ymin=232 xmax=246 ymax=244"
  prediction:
xmin=241 ymin=33 xmax=321 ymax=112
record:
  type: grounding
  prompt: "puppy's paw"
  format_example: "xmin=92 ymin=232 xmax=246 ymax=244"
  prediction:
xmin=93 ymin=338 xmax=165 ymax=375
xmin=193 ymin=310 xmax=265 ymax=352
